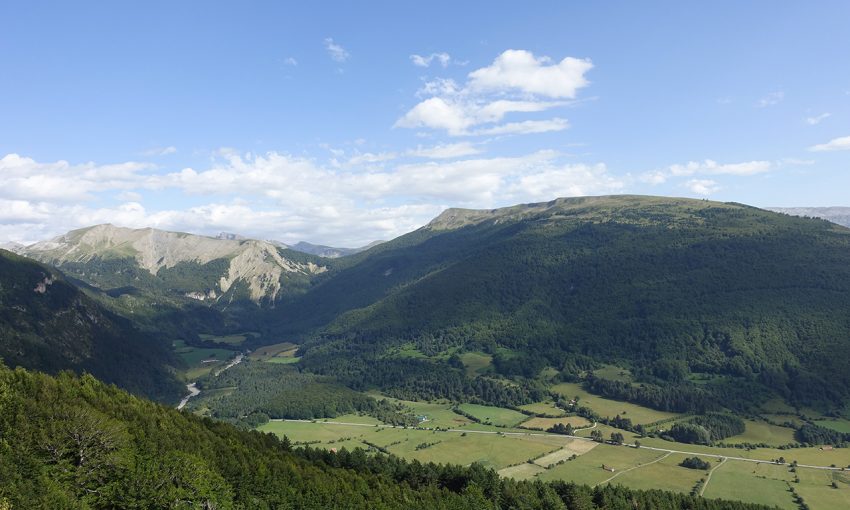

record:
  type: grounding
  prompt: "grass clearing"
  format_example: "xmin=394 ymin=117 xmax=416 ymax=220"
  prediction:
xmin=248 ymin=342 xmax=298 ymax=361
xmin=814 ymin=419 xmax=850 ymax=434
xmin=456 ymin=403 xmax=528 ymax=427
xmin=724 ymin=420 xmax=798 ymax=446
xmin=537 ymin=443 xmax=663 ymax=486
xmin=198 ymin=332 xmax=256 ymax=346
xmin=702 ymin=460 xmax=796 ymax=509
xmin=458 ymin=352 xmax=492 ymax=376
xmin=518 ymin=401 xmax=567 ymax=416
xmin=612 ymin=452 xmax=706 ymax=494
xmin=370 ymin=396 xmax=473 ymax=429
xmin=552 ymin=382 xmax=680 ymax=424
xmin=593 ymin=365 xmax=633 ymax=382
xmin=519 ymin=416 xmax=591 ymax=431
xmin=534 ymin=440 xmax=598 ymax=467
xmin=498 ymin=463 xmax=545 ymax=480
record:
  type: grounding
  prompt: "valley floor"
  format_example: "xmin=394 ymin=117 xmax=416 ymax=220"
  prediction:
xmin=259 ymin=403 xmax=850 ymax=510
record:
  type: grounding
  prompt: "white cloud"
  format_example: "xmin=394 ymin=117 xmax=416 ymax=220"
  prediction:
xmin=324 ymin=38 xmax=349 ymax=62
xmin=410 ymin=52 xmax=451 ymax=68
xmin=408 ymin=142 xmax=481 ymax=159
xmin=809 ymin=135 xmax=850 ymax=152
xmin=472 ymin=118 xmax=569 ymax=136
xmin=0 ymin=150 xmax=624 ymax=246
xmin=805 ymin=112 xmax=831 ymax=125
xmin=143 ymin=146 xmax=177 ymax=156
xmin=668 ymin=159 xmax=772 ymax=177
xmin=468 ymin=50 xmax=592 ymax=98
xmin=0 ymin=153 xmax=151 ymax=202
xmin=284 ymin=57 xmax=298 ymax=66
xmin=756 ymin=91 xmax=784 ymax=108
xmin=642 ymin=159 xmax=772 ymax=186
xmin=347 ymin=151 xmax=398 ymax=165
xmin=394 ymin=97 xmax=473 ymax=135
xmin=398 ymin=49 xmax=591 ymax=137
xmin=685 ymin=179 xmax=721 ymax=195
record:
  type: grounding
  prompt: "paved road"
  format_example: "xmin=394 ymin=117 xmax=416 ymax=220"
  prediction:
xmin=269 ymin=418 xmax=845 ymax=471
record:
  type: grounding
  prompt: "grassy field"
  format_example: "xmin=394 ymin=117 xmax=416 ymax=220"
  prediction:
xmin=519 ymin=416 xmax=591 ymax=431
xmin=174 ymin=341 xmax=238 ymax=379
xmin=497 ymin=463 xmax=545 ymax=480
xmin=611 ymin=452 xmax=706 ymax=494
xmin=258 ymin=411 xmax=850 ymax=509
xmin=592 ymin=365 xmax=633 ymax=383
xmin=551 ymin=382 xmax=680 ymax=424
xmin=260 ymin=419 xmax=568 ymax=470
xmin=456 ymin=403 xmax=528 ymax=427
xmin=458 ymin=352 xmax=492 ymax=376
xmin=702 ymin=460 xmax=796 ymax=509
xmin=724 ymin=419 xmax=798 ymax=446
xmin=518 ymin=401 xmax=566 ymax=416
xmin=814 ymin=419 xmax=850 ymax=434
xmin=536 ymin=443 xmax=665 ymax=486
xmin=247 ymin=342 xmax=298 ymax=361
xmin=198 ymin=332 xmax=258 ymax=345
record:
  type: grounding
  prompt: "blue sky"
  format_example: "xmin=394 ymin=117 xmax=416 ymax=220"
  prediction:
xmin=1 ymin=1 xmax=848 ymax=245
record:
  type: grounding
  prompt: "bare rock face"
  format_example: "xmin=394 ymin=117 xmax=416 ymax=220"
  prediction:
xmin=22 ymin=224 xmax=326 ymax=304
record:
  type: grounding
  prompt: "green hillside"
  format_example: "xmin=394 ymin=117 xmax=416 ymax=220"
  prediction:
xmin=0 ymin=363 xmax=776 ymax=509
xmin=280 ymin=196 xmax=850 ymax=412
xmin=0 ymin=249 xmax=182 ymax=401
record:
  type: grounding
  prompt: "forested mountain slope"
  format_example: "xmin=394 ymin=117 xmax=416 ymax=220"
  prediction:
xmin=0 ymin=249 xmax=181 ymax=401
xmin=0 ymin=364 xmax=775 ymax=509
xmin=283 ymin=196 xmax=850 ymax=410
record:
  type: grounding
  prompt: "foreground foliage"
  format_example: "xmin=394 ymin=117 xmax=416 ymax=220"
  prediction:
xmin=0 ymin=364 xmax=776 ymax=509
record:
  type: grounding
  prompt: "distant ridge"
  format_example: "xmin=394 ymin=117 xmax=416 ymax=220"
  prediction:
xmin=767 ymin=207 xmax=850 ymax=228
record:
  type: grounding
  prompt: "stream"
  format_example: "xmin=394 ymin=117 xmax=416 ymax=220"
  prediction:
xmin=176 ymin=353 xmax=244 ymax=410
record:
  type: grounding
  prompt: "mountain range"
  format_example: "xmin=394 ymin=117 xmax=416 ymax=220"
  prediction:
xmin=4 ymin=195 xmax=850 ymax=414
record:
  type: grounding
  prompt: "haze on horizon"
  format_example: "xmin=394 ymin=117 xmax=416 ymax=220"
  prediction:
xmin=1 ymin=1 xmax=849 ymax=246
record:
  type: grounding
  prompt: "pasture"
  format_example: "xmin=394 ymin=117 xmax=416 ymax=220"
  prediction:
xmin=551 ymin=382 xmax=680 ymax=424
xmin=456 ymin=403 xmax=528 ymax=427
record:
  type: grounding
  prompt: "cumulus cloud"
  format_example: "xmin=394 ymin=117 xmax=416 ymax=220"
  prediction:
xmin=410 ymin=52 xmax=451 ymax=67
xmin=0 ymin=153 xmax=152 ymax=202
xmin=467 ymin=50 xmax=592 ymax=98
xmin=643 ymin=159 xmax=772 ymax=184
xmin=324 ymin=38 xmax=349 ymax=62
xmin=397 ymin=49 xmax=592 ymax=136
xmin=0 ymin=150 xmax=624 ymax=246
xmin=809 ymin=135 xmax=850 ymax=152
xmin=685 ymin=179 xmax=721 ymax=196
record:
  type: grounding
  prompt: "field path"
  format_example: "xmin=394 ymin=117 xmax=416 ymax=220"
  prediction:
xmin=699 ymin=457 xmax=727 ymax=496
xmin=270 ymin=419 xmax=844 ymax=471
xmin=594 ymin=452 xmax=671 ymax=487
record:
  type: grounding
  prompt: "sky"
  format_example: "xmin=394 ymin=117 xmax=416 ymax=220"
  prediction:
xmin=1 ymin=1 xmax=849 ymax=246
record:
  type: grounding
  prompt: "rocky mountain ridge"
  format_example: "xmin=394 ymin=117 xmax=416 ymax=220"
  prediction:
xmin=22 ymin=224 xmax=327 ymax=303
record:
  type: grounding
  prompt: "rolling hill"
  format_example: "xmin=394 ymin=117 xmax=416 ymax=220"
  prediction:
xmin=277 ymin=196 xmax=850 ymax=411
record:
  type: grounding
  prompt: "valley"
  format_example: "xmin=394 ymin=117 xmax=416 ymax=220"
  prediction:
xmin=6 ymin=195 xmax=850 ymax=509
